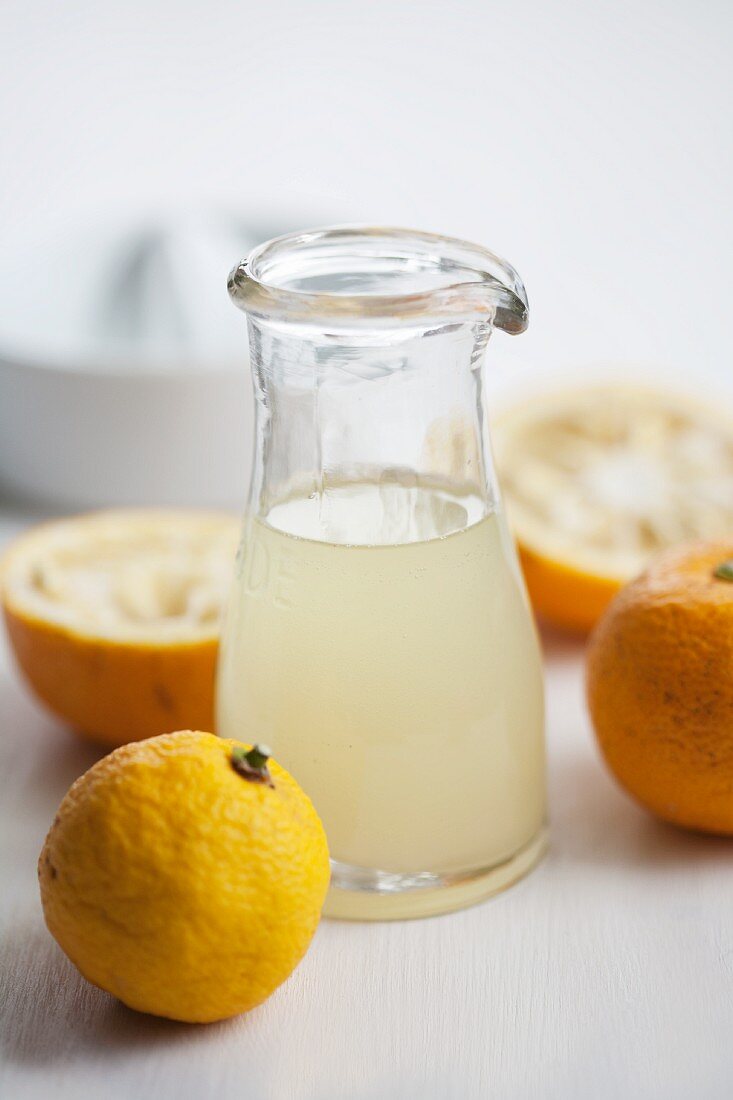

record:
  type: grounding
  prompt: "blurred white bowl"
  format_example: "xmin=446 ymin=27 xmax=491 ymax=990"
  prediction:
xmin=0 ymin=210 xmax=314 ymax=510
xmin=0 ymin=353 xmax=251 ymax=510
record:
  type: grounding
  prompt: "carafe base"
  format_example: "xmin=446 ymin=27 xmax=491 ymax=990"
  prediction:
xmin=323 ymin=825 xmax=548 ymax=921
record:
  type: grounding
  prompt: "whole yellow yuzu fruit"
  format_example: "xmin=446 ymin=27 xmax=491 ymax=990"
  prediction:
xmin=39 ymin=731 xmax=330 ymax=1022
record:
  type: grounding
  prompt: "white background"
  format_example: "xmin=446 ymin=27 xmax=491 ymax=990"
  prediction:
xmin=2 ymin=0 xmax=732 ymax=380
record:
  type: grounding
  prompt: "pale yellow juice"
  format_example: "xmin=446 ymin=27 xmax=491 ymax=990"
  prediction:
xmin=217 ymin=481 xmax=545 ymax=897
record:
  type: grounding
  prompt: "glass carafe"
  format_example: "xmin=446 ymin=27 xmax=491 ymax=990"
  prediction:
xmin=217 ymin=227 xmax=546 ymax=919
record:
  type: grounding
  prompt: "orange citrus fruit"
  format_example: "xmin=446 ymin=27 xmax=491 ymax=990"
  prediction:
xmin=493 ymin=384 xmax=733 ymax=633
xmin=1 ymin=511 xmax=238 ymax=746
xmin=587 ymin=541 xmax=733 ymax=834
xmin=39 ymin=730 xmax=330 ymax=1022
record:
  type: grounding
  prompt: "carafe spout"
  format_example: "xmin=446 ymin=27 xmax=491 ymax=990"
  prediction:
xmin=228 ymin=225 xmax=528 ymax=335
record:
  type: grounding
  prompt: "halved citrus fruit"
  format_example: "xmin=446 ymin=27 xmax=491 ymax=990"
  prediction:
xmin=1 ymin=510 xmax=239 ymax=746
xmin=493 ymin=383 xmax=733 ymax=633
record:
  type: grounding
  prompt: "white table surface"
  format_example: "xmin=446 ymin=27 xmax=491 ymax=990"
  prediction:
xmin=1 ymin=510 xmax=732 ymax=1100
